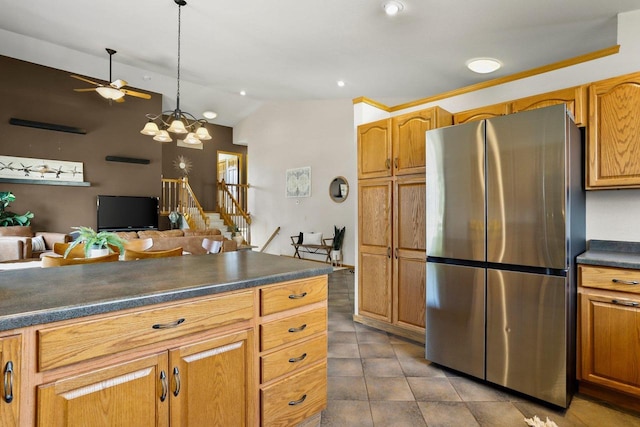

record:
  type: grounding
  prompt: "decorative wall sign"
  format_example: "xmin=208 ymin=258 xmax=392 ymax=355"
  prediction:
xmin=0 ymin=155 xmax=84 ymax=182
xmin=286 ymin=166 xmax=311 ymax=198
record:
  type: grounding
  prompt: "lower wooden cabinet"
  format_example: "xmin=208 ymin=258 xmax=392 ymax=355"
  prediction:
xmin=37 ymin=330 xmax=253 ymax=427
xmin=0 ymin=334 xmax=21 ymax=427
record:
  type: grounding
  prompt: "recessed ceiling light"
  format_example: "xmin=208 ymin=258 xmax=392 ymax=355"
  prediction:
xmin=337 ymin=80 xmax=345 ymax=87
xmin=466 ymin=58 xmax=502 ymax=74
xmin=383 ymin=1 xmax=404 ymax=16
xmin=240 ymin=90 xmax=246 ymax=96
xmin=203 ymin=111 xmax=217 ymax=119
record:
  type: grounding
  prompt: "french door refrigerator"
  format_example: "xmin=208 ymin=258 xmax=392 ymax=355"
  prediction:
xmin=425 ymin=104 xmax=585 ymax=407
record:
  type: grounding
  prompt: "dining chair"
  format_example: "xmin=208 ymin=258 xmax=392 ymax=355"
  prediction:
xmin=52 ymin=242 xmax=86 ymax=258
xmin=41 ymin=253 xmax=119 ymax=267
xmin=123 ymin=238 xmax=153 ymax=252
xmin=202 ymin=238 xmax=223 ymax=254
xmin=124 ymin=247 xmax=183 ymax=260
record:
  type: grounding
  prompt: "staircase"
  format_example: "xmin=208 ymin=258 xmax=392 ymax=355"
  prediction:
xmin=205 ymin=212 xmax=230 ymax=238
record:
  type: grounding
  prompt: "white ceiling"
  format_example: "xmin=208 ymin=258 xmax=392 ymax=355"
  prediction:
xmin=1 ymin=0 xmax=639 ymax=127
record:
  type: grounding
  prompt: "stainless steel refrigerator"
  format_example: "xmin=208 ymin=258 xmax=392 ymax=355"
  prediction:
xmin=425 ymin=104 xmax=585 ymax=407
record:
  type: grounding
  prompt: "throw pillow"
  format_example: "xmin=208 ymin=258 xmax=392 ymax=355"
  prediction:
xmin=31 ymin=235 xmax=46 ymax=252
xmin=303 ymin=232 xmax=323 ymax=245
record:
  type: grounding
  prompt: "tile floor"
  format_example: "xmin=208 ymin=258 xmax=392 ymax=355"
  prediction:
xmin=321 ymin=269 xmax=640 ymax=426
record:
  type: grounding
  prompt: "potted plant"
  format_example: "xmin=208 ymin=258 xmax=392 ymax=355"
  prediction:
xmin=331 ymin=226 xmax=345 ymax=265
xmin=65 ymin=226 xmax=125 ymax=258
xmin=229 ymin=224 xmax=244 ymax=245
xmin=0 ymin=191 xmax=34 ymax=226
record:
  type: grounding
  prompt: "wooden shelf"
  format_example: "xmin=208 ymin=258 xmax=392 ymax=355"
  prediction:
xmin=0 ymin=178 xmax=90 ymax=187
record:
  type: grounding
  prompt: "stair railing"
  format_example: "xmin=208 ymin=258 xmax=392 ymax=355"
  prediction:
xmin=217 ymin=180 xmax=251 ymax=244
xmin=161 ymin=176 xmax=210 ymax=230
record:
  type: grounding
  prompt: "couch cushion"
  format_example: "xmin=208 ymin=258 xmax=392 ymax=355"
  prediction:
xmin=183 ymin=228 xmax=221 ymax=236
xmin=114 ymin=231 xmax=140 ymax=241
xmin=0 ymin=225 xmax=33 ymax=237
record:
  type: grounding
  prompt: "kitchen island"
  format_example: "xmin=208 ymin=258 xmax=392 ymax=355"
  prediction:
xmin=0 ymin=251 xmax=332 ymax=426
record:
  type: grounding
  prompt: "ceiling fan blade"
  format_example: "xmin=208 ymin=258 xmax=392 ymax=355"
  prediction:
xmin=70 ymin=74 xmax=103 ymax=87
xmin=73 ymin=88 xmax=97 ymax=92
xmin=110 ymin=79 xmax=127 ymax=89
xmin=121 ymin=88 xmax=152 ymax=100
xmin=114 ymin=97 xmax=125 ymax=103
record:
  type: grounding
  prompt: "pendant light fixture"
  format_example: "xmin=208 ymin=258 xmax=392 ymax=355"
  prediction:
xmin=140 ymin=0 xmax=212 ymax=144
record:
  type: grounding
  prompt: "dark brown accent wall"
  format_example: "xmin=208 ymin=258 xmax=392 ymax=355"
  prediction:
xmin=0 ymin=55 xmax=245 ymax=234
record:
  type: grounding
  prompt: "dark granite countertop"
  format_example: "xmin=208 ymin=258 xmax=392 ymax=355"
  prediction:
xmin=577 ymin=240 xmax=640 ymax=270
xmin=0 ymin=251 xmax=332 ymax=332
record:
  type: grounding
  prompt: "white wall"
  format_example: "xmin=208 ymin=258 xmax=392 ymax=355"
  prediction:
xmin=234 ymin=99 xmax=356 ymax=265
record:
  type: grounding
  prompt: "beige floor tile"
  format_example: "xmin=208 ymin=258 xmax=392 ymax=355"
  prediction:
xmin=358 ymin=343 xmax=396 ymax=358
xmin=320 ymin=400 xmax=373 ymax=426
xmin=328 ymin=318 xmax=356 ymax=332
xmin=398 ymin=357 xmax=447 ymax=377
xmin=328 ymin=343 xmax=360 ymax=359
xmin=362 ymin=358 xmax=404 ymax=377
xmin=328 ymin=331 xmax=358 ymax=345
xmin=357 ymin=330 xmax=391 ymax=344
xmin=408 ymin=377 xmax=462 ymax=402
xmin=562 ymin=396 xmax=640 ymax=427
xmin=392 ymin=342 xmax=426 ymax=359
xmin=418 ymin=401 xmax=480 ymax=427
xmin=369 ymin=401 xmax=427 ymax=427
xmin=466 ymin=401 xmax=530 ymax=427
xmin=328 ymin=376 xmax=369 ymax=401
xmin=328 ymin=358 xmax=364 ymax=377
xmin=449 ymin=376 xmax=511 ymax=402
xmin=365 ymin=377 xmax=415 ymax=401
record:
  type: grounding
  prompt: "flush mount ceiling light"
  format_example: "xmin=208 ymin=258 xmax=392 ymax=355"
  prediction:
xmin=383 ymin=1 xmax=404 ymax=16
xmin=140 ymin=0 xmax=212 ymax=144
xmin=203 ymin=111 xmax=218 ymax=119
xmin=466 ymin=58 xmax=502 ymax=74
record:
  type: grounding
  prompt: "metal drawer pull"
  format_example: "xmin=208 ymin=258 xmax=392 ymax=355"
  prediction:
xmin=152 ymin=318 xmax=185 ymax=329
xmin=288 ymin=324 xmax=307 ymax=333
xmin=612 ymin=278 xmax=639 ymax=285
xmin=385 ymin=158 xmax=391 ymax=169
xmin=288 ymin=292 xmax=308 ymax=299
xmin=394 ymin=157 xmax=398 ymax=168
xmin=3 ymin=361 xmax=13 ymax=403
xmin=612 ymin=299 xmax=639 ymax=307
xmin=289 ymin=353 xmax=308 ymax=363
xmin=173 ymin=367 xmax=181 ymax=397
xmin=160 ymin=370 xmax=168 ymax=402
xmin=288 ymin=394 xmax=307 ymax=406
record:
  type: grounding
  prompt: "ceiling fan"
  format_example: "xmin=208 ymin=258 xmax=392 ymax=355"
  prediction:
xmin=71 ymin=48 xmax=151 ymax=102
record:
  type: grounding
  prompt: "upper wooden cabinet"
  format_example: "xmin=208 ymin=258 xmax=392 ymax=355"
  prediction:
xmin=358 ymin=107 xmax=452 ymax=179
xmin=511 ymin=85 xmax=587 ymax=126
xmin=587 ymin=71 xmax=640 ymax=189
xmin=453 ymin=102 xmax=510 ymax=124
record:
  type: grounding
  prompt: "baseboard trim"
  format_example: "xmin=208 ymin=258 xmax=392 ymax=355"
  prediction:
xmin=353 ymin=314 xmax=425 ymax=344
xmin=578 ymin=381 xmax=640 ymax=414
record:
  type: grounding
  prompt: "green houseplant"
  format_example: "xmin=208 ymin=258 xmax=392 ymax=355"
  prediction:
xmin=0 ymin=191 xmax=34 ymax=226
xmin=330 ymin=226 xmax=345 ymax=265
xmin=65 ymin=226 xmax=125 ymax=258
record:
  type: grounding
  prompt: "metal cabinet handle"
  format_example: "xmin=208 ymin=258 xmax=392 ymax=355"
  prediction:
xmin=288 ymin=324 xmax=307 ymax=333
xmin=160 ymin=370 xmax=168 ymax=402
xmin=173 ymin=367 xmax=181 ymax=397
xmin=289 ymin=353 xmax=308 ymax=363
xmin=152 ymin=318 xmax=185 ymax=329
xmin=387 ymin=247 xmax=391 ymax=258
xmin=288 ymin=394 xmax=307 ymax=406
xmin=612 ymin=278 xmax=639 ymax=285
xmin=395 ymin=248 xmax=398 ymax=259
xmin=288 ymin=292 xmax=308 ymax=299
xmin=612 ymin=299 xmax=639 ymax=307
xmin=3 ymin=361 xmax=13 ymax=404
xmin=394 ymin=157 xmax=398 ymax=168
xmin=385 ymin=158 xmax=391 ymax=169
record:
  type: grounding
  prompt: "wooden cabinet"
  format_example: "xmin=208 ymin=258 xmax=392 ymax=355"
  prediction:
xmin=358 ymin=107 xmax=452 ymax=179
xmin=453 ymin=102 xmax=510 ymax=124
xmin=258 ymin=277 xmax=328 ymax=427
xmin=587 ymin=71 xmax=640 ymax=189
xmin=0 ymin=334 xmax=21 ymax=427
xmin=511 ymin=85 xmax=587 ymax=126
xmin=578 ymin=265 xmax=640 ymax=411
xmin=356 ymin=107 xmax=449 ymax=342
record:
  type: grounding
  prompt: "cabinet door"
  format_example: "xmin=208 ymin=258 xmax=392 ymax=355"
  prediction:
xmin=393 ymin=176 xmax=426 ymax=331
xmin=453 ymin=102 xmax=510 ymax=124
xmin=170 ymin=330 xmax=253 ymax=427
xmin=358 ymin=119 xmax=392 ymax=179
xmin=580 ymin=292 xmax=640 ymax=397
xmin=391 ymin=110 xmax=432 ymax=176
xmin=587 ymin=72 xmax=640 ymax=189
xmin=0 ymin=334 xmax=21 ymax=427
xmin=358 ymin=179 xmax=392 ymax=321
xmin=511 ymin=85 xmax=586 ymax=126
xmin=38 ymin=352 xmax=169 ymax=427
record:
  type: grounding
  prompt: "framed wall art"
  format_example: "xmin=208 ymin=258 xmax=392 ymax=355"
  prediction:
xmin=285 ymin=166 xmax=311 ymax=198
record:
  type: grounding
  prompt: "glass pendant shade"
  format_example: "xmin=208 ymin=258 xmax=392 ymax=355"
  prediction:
xmin=140 ymin=121 xmax=160 ymax=135
xmin=153 ymin=130 xmax=172 ymax=142
xmin=183 ymin=132 xmax=200 ymax=144
xmin=195 ymin=126 xmax=212 ymax=140
xmin=168 ymin=119 xmax=188 ymax=134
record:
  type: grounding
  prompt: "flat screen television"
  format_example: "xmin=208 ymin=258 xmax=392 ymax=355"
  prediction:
xmin=97 ymin=195 xmax=159 ymax=231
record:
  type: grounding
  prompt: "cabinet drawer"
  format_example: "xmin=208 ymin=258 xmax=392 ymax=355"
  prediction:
xmin=38 ymin=291 xmax=254 ymax=371
xmin=261 ymin=362 xmax=327 ymax=427
xmin=580 ymin=265 xmax=640 ymax=294
xmin=261 ymin=334 xmax=327 ymax=383
xmin=260 ymin=276 xmax=327 ymax=316
xmin=260 ymin=307 xmax=326 ymax=351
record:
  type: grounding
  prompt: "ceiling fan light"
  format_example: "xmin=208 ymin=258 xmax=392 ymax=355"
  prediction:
xmin=168 ymin=119 xmax=188 ymax=134
xmin=140 ymin=121 xmax=160 ymax=135
xmin=153 ymin=130 xmax=173 ymax=142
xmin=183 ymin=132 xmax=201 ymax=144
xmin=96 ymin=86 xmax=125 ymax=100
xmin=195 ymin=126 xmax=212 ymax=140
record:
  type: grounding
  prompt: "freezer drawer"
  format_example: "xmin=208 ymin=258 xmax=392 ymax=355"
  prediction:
xmin=426 ymin=262 xmax=485 ymax=378
xmin=486 ymin=269 xmax=569 ymax=407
